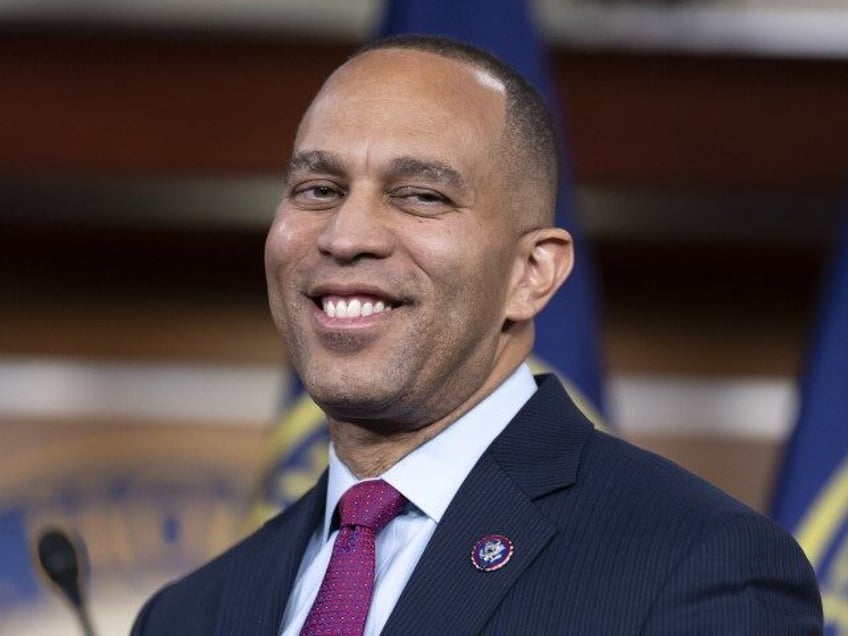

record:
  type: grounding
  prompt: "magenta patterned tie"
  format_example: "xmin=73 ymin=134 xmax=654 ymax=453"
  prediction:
xmin=300 ymin=479 xmax=406 ymax=636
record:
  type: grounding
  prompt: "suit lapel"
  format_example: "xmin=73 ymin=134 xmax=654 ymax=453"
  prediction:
xmin=383 ymin=375 xmax=593 ymax=636
xmin=217 ymin=472 xmax=327 ymax=636
xmin=382 ymin=453 xmax=556 ymax=636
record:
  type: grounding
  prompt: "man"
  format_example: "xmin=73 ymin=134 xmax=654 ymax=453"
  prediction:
xmin=133 ymin=36 xmax=822 ymax=635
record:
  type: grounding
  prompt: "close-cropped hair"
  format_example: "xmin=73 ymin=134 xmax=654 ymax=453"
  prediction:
xmin=354 ymin=34 xmax=561 ymax=227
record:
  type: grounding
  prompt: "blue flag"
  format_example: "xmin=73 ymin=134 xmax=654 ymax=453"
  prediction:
xmin=258 ymin=0 xmax=606 ymax=515
xmin=772 ymin=213 xmax=848 ymax=633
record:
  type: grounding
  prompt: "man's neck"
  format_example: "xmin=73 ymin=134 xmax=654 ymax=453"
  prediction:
xmin=329 ymin=418 xmax=454 ymax=479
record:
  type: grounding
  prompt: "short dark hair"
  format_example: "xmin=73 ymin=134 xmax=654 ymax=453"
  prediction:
xmin=354 ymin=34 xmax=561 ymax=229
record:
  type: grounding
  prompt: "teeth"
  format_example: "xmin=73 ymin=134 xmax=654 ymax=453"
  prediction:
xmin=347 ymin=298 xmax=362 ymax=318
xmin=322 ymin=297 xmax=392 ymax=318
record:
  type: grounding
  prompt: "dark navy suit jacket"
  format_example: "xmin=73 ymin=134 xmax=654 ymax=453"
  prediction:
xmin=132 ymin=374 xmax=822 ymax=635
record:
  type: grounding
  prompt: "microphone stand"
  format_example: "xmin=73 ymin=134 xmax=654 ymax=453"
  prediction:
xmin=35 ymin=527 xmax=98 ymax=636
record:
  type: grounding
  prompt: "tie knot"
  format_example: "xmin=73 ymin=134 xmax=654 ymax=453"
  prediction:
xmin=337 ymin=480 xmax=405 ymax=533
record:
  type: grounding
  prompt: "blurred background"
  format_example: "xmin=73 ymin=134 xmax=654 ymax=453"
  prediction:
xmin=2 ymin=0 xmax=848 ymax=633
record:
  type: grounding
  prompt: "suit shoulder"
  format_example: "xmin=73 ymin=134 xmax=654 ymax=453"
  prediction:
xmin=579 ymin=428 xmax=761 ymax=523
xmin=583 ymin=433 xmax=824 ymax=632
xmin=533 ymin=428 xmax=821 ymax=631
xmin=553 ymin=427 xmax=816 ymax=574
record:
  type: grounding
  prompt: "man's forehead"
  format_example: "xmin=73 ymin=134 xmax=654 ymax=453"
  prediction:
xmin=293 ymin=47 xmax=507 ymax=154
xmin=320 ymin=47 xmax=506 ymax=106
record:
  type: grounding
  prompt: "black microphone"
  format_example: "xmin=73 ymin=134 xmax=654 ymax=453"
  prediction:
xmin=36 ymin=527 xmax=98 ymax=636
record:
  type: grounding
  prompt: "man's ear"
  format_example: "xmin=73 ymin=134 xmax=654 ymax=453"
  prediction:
xmin=505 ymin=227 xmax=574 ymax=322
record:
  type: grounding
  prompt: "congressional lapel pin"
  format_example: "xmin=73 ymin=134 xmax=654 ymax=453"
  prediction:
xmin=471 ymin=534 xmax=513 ymax=572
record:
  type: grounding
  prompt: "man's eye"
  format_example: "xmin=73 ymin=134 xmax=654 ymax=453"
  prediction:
xmin=408 ymin=191 xmax=444 ymax=203
xmin=290 ymin=183 xmax=343 ymax=206
xmin=305 ymin=185 xmax=337 ymax=198
xmin=391 ymin=187 xmax=451 ymax=209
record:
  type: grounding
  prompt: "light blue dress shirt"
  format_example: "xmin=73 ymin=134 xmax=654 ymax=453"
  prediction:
xmin=279 ymin=363 xmax=537 ymax=636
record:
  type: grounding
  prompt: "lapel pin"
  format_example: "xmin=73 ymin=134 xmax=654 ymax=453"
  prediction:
xmin=471 ymin=534 xmax=513 ymax=572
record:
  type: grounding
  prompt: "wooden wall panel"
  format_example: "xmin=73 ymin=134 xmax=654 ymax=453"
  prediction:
xmin=556 ymin=51 xmax=848 ymax=188
xmin=1 ymin=34 xmax=352 ymax=174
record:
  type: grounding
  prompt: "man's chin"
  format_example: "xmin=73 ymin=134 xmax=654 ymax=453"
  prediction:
xmin=306 ymin=381 xmax=399 ymax=419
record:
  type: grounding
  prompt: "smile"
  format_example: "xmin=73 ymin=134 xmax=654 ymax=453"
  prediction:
xmin=320 ymin=295 xmax=395 ymax=319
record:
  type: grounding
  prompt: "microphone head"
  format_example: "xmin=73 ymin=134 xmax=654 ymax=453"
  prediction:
xmin=36 ymin=527 xmax=87 ymax=609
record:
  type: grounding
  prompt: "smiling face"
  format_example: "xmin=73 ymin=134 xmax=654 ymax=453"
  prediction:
xmin=265 ymin=48 xmax=546 ymax=432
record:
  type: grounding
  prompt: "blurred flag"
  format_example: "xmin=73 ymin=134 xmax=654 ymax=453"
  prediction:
xmin=257 ymin=0 xmax=606 ymax=516
xmin=771 ymin=213 xmax=848 ymax=634
xmin=250 ymin=376 xmax=329 ymax=520
xmin=0 ymin=509 xmax=40 ymax=610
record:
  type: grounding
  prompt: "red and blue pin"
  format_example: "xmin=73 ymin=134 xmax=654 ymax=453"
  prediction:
xmin=471 ymin=534 xmax=513 ymax=572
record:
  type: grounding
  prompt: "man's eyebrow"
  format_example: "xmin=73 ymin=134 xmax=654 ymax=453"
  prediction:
xmin=389 ymin=156 xmax=466 ymax=191
xmin=285 ymin=150 xmax=346 ymax=180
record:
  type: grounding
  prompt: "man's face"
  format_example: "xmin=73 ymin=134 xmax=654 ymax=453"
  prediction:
xmin=265 ymin=49 xmax=524 ymax=430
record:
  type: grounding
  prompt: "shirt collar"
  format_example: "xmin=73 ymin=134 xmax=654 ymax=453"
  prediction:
xmin=322 ymin=363 xmax=537 ymax=540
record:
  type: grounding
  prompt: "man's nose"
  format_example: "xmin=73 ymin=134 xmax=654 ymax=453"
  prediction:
xmin=316 ymin=189 xmax=393 ymax=262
